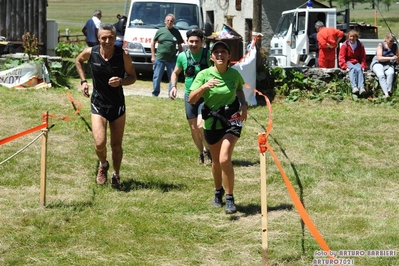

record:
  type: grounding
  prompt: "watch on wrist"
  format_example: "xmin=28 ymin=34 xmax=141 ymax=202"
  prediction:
xmin=80 ymin=80 xmax=87 ymax=85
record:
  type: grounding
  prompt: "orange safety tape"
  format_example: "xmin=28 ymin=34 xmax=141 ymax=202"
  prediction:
xmin=67 ymin=91 xmax=82 ymax=115
xmin=0 ymin=121 xmax=48 ymax=146
xmin=254 ymin=87 xmax=338 ymax=264
xmin=266 ymin=143 xmax=337 ymax=262
xmin=235 ymin=36 xmax=260 ymax=64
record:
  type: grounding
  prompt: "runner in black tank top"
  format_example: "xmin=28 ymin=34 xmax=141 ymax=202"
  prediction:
xmin=75 ymin=22 xmax=137 ymax=188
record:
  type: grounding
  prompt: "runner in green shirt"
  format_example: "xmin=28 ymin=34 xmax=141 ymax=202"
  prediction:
xmin=189 ymin=41 xmax=248 ymax=214
xmin=170 ymin=29 xmax=212 ymax=165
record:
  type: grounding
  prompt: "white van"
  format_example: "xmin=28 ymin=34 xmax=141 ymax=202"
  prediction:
xmin=123 ymin=0 xmax=204 ymax=73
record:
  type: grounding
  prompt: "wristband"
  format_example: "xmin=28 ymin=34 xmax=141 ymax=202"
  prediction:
xmin=119 ymin=78 xmax=122 ymax=86
xmin=80 ymin=80 xmax=87 ymax=85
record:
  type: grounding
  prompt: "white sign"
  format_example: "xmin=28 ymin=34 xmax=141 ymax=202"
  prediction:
xmin=0 ymin=62 xmax=51 ymax=89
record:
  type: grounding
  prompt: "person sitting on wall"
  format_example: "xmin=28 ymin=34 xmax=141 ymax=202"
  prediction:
xmin=371 ymin=33 xmax=399 ymax=98
xmin=338 ymin=30 xmax=367 ymax=96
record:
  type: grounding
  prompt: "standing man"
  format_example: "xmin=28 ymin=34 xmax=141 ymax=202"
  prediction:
xmin=315 ymin=21 xmax=344 ymax=68
xmin=75 ymin=23 xmax=137 ymax=188
xmin=82 ymin=10 xmax=102 ymax=47
xmin=169 ymin=29 xmax=212 ymax=164
xmin=151 ymin=14 xmax=184 ymax=97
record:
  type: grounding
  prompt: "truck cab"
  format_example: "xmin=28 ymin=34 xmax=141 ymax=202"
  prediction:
xmin=123 ymin=0 xmax=204 ymax=73
xmin=270 ymin=8 xmax=339 ymax=67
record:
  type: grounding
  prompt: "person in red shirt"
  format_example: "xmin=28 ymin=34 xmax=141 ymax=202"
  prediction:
xmin=339 ymin=30 xmax=367 ymax=95
xmin=315 ymin=21 xmax=344 ymax=68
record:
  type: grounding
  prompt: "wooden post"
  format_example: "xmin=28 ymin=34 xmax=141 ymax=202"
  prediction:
xmin=260 ymin=142 xmax=268 ymax=265
xmin=39 ymin=112 xmax=49 ymax=208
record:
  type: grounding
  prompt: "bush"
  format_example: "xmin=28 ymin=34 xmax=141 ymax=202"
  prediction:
xmin=55 ymin=42 xmax=86 ymax=58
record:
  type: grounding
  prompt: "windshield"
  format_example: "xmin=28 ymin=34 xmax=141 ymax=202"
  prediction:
xmin=128 ymin=2 xmax=200 ymax=30
xmin=275 ymin=13 xmax=294 ymax=37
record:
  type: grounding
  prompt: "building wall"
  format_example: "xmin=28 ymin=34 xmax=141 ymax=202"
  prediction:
xmin=202 ymin=0 xmax=327 ymax=54
xmin=0 ymin=0 xmax=48 ymax=53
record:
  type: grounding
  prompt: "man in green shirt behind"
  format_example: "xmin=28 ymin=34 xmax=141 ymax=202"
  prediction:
xmin=151 ymin=14 xmax=184 ymax=97
xmin=169 ymin=28 xmax=212 ymax=164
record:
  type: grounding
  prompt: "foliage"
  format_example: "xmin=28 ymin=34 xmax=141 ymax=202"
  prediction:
xmin=55 ymin=42 xmax=86 ymax=58
xmin=264 ymin=64 xmax=399 ymax=104
xmin=21 ymin=32 xmax=39 ymax=60
xmin=0 ymin=58 xmax=23 ymax=71
xmin=47 ymin=60 xmax=78 ymax=88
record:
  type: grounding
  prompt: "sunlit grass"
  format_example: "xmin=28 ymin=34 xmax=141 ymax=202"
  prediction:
xmin=1 ymin=85 xmax=399 ymax=265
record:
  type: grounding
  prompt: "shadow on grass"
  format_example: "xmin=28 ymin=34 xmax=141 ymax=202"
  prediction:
xmin=269 ymin=134 xmax=306 ymax=255
xmin=46 ymin=198 xmax=94 ymax=210
xmin=237 ymin=203 xmax=294 ymax=216
xmin=120 ymin=178 xmax=187 ymax=193
xmin=232 ymin=160 xmax=258 ymax=167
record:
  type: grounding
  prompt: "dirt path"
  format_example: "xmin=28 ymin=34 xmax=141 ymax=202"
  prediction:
xmin=72 ymin=79 xmax=185 ymax=99
xmin=123 ymin=80 xmax=184 ymax=99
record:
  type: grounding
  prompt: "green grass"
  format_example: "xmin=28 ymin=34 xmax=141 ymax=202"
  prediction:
xmin=47 ymin=0 xmax=127 ymax=35
xmin=1 ymin=85 xmax=399 ymax=265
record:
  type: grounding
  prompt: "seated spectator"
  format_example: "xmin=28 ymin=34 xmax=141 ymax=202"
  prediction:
xmin=338 ymin=30 xmax=367 ymax=95
xmin=371 ymin=33 xmax=399 ymax=98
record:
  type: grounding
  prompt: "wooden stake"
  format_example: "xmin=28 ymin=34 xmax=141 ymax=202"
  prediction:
xmin=39 ymin=112 xmax=49 ymax=208
xmin=260 ymin=151 xmax=268 ymax=265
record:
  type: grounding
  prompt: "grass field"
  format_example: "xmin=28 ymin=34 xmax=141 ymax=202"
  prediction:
xmin=47 ymin=0 xmax=399 ymax=40
xmin=1 ymin=85 xmax=399 ymax=265
xmin=47 ymin=0 xmax=127 ymax=36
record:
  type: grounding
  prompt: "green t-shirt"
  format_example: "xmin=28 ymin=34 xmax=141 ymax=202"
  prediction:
xmin=175 ymin=48 xmax=211 ymax=94
xmin=190 ymin=67 xmax=245 ymax=130
xmin=153 ymin=27 xmax=184 ymax=62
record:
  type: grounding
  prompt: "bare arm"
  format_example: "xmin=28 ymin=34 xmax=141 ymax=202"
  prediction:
xmin=169 ymin=65 xmax=182 ymax=99
xmin=236 ymin=89 xmax=248 ymax=122
xmin=75 ymin=47 xmax=92 ymax=97
xmin=151 ymin=41 xmax=156 ymax=63
xmin=376 ymin=43 xmax=397 ymax=62
xmin=122 ymin=49 xmax=137 ymax=85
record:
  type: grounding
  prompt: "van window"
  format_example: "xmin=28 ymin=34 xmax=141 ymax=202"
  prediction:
xmin=128 ymin=2 xmax=199 ymax=30
xmin=275 ymin=13 xmax=294 ymax=37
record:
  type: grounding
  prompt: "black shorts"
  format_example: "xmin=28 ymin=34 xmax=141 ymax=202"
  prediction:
xmin=204 ymin=125 xmax=242 ymax=145
xmin=91 ymin=103 xmax=125 ymax=122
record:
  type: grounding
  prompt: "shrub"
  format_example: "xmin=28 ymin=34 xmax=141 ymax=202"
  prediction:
xmin=55 ymin=42 xmax=86 ymax=58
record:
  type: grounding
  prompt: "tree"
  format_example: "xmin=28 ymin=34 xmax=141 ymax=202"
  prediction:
xmin=382 ymin=0 xmax=392 ymax=11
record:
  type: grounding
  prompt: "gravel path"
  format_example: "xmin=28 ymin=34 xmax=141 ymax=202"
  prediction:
xmin=74 ymin=79 xmax=185 ymax=99
xmin=123 ymin=82 xmax=184 ymax=99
